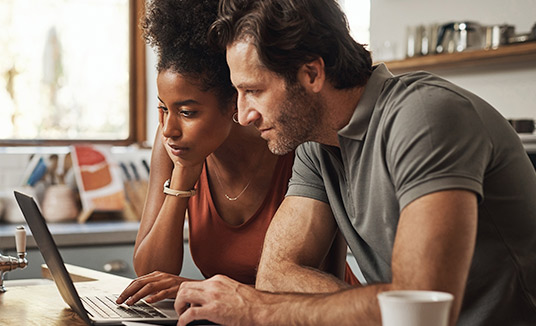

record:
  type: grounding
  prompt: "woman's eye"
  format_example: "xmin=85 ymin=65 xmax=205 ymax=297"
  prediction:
xmin=180 ymin=110 xmax=196 ymax=118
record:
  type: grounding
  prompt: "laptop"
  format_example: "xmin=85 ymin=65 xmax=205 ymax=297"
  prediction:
xmin=14 ymin=190 xmax=181 ymax=325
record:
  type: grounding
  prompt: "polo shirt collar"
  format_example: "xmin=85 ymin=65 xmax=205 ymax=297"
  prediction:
xmin=338 ymin=63 xmax=393 ymax=141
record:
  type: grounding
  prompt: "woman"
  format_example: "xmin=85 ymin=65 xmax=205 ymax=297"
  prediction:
xmin=117 ymin=0 xmax=356 ymax=306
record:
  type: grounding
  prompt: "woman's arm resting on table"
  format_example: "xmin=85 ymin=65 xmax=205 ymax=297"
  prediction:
xmin=175 ymin=189 xmax=477 ymax=326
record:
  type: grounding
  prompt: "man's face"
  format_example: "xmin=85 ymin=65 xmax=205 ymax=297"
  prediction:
xmin=226 ymin=40 xmax=324 ymax=155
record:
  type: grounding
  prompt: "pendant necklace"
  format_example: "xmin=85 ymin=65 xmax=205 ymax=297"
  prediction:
xmin=211 ymin=150 xmax=264 ymax=201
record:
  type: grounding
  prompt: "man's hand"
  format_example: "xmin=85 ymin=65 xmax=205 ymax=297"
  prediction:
xmin=116 ymin=271 xmax=195 ymax=306
xmin=175 ymin=275 xmax=266 ymax=326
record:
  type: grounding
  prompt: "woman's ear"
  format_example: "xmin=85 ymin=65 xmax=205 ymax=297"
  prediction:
xmin=228 ymin=92 xmax=238 ymax=116
xmin=298 ymin=57 xmax=325 ymax=93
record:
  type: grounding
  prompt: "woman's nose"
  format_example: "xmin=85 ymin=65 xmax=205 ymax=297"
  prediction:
xmin=161 ymin=114 xmax=181 ymax=138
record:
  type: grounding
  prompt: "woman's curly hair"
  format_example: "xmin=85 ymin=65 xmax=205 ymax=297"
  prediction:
xmin=142 ymin=0 xmax=235 ymax=106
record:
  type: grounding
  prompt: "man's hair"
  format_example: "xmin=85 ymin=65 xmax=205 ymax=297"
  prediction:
xmin=142 ymin=0 xmax=235 ymax=105
xmin=208 ymin=0 xmax=372 ymax=89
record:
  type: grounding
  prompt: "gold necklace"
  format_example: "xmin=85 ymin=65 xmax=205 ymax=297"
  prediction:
xmin=211 ymin=150 xmax=264 ymax=201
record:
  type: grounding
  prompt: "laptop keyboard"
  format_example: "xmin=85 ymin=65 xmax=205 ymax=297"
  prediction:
xmin=81 ymin=294 xmax=167 ymax=319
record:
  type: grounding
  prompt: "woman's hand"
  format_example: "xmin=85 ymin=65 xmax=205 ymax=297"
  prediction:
xmin=160 ymin=133 xmax=204 ymax=191
xmin=116 ymin=271 xmax=197 ymax=306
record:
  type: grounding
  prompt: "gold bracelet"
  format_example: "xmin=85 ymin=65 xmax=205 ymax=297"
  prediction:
xmin=163 ymin=179 xmax=197 ymax=197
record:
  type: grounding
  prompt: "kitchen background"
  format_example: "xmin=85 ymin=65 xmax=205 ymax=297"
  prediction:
xmin=2 ymin=0 xmax=535 ymax=281
xmin=142 ymin=0 xmax=536 ymax=138
xmin=142 ymin=0 xmax=536 ymax=141
xmin=370 ymin=0 xmax=536 ymax=121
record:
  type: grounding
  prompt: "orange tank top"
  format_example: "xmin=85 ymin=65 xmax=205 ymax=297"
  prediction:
xmin=187 ymin=152 xmax=359 ymax=286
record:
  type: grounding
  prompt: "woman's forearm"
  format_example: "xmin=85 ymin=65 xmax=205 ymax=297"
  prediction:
xmin=133 ymin=128 xmax=187 ymax=276
xmin=133 ymin=196 xmax=188 ymax=276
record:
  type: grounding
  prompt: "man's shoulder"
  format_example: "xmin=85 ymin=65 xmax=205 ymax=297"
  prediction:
xmin=293 ymin=142 xmax=342 ymax=172
xmin=377 ymin=70 xmax=477 ymax=123
xmin=296 ymin=142 xmax=339 ymax=157
xmin=385 ymin=71 xmax=453 ymax=96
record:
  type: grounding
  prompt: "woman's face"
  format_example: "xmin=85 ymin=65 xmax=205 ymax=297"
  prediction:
xmin=157 ymin=69 xmax=234 ymax=165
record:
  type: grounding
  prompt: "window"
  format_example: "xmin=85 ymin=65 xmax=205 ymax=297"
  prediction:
xmin=340 ymin=0 xmax=370 ymax=45
xmin=0 ymin=0 xmax=146 ymax=145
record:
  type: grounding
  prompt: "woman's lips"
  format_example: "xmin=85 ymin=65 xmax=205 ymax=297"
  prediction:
xmin=167 ymin=143 xmax=189 ymax=156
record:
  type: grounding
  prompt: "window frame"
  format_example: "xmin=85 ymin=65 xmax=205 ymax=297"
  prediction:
xmin=0 ymin=0 xmax=147 ymax=147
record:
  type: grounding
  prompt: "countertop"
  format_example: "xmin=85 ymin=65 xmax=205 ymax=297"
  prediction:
xmin=0 ymin=264 xmax=134 ymax=326
xmin=0 ymin=221 xmax=140 ymax=250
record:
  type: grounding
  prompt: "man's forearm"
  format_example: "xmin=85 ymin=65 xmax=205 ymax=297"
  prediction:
xmin=254 ymin=283 xmax=386 ymax=326
xmin=256 ymin=262 xmax=350 ymax=293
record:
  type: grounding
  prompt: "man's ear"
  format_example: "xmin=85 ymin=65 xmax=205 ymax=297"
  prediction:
xmin=298 ymin=57 xmax=325 ymax=93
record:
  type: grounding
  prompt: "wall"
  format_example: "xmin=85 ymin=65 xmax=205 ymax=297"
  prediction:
xmin=369 ymin=0 xmax=536 ymax=120
xmin=146 ymin=48 xmax=159 ymax=145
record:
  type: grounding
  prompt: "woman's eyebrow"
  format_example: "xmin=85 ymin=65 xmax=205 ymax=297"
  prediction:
xmin=157 ymin=96 xmax=200 ymax=107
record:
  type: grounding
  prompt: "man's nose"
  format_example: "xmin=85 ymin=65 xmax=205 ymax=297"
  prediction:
xmin=237 ymin=94 xmax=261 ymax=127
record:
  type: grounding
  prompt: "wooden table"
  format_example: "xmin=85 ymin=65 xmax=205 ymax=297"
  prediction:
xmin=0 ymin=264 xmax=133 ymax=326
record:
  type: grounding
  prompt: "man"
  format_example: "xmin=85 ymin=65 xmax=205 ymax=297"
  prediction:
xmin=174 ymin=0 xmax=536 ymax=325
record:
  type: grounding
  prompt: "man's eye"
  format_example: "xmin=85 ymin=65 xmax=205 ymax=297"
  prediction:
xmin=245 ymin=89 xmax=259 ymax=95
xmin=158 ymin=106 xmax=168 ymax=113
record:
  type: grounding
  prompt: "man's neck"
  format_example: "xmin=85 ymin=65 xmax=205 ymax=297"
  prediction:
xmin=317 ymin=85 xmax=365 ymax=147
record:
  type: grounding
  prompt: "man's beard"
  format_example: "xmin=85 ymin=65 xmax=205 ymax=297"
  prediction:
xmin=267 ymin=82 xmax=324 ymax=155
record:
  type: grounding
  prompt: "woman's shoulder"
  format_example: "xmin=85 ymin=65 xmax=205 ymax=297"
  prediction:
xmin=277 ymin=151 xmax=295 ymax=171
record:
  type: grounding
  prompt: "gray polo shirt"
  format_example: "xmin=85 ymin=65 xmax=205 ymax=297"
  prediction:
xmin=287 ymin=64 xmax=536 ymax=325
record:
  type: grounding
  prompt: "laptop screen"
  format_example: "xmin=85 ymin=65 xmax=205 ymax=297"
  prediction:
xmin=14 ymin=191 xmax=93 ymax=325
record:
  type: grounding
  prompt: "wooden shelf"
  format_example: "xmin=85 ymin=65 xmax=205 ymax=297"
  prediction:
xmin=379 ymin=42 xmax=536 ymax=74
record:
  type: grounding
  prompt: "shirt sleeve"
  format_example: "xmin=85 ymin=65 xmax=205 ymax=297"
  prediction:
xmin=384 ymin=82 xmax=493 ymax=210
xmin=286 ymin=142 xmax=330 ymax=203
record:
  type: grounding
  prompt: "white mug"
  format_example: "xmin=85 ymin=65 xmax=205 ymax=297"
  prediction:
xmin=377 ymin=290 xmax=454 ymax=326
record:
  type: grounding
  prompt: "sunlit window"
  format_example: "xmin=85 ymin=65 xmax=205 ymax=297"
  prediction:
xmin=340 ymin=0 xmax=370 ymax=45
xmin=0 ymin=0 xmax=131 ymax=141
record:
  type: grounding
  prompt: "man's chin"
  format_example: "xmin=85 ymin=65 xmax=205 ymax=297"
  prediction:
xmin=267 ymin=140 xmax=296 ymax=156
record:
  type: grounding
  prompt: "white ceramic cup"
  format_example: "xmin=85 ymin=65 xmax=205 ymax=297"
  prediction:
xmin=377 ymin=290 xmax=454 ymax=326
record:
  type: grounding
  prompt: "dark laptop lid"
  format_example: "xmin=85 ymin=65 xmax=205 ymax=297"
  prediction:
xmin=14 ymin=190 xmax=93 ymax=325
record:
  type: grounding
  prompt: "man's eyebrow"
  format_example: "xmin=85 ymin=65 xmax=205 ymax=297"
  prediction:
xmin=157 ymin=96 xmax=200 ymax=106
xmin=234 ymin=82 xmax=259 ymax=90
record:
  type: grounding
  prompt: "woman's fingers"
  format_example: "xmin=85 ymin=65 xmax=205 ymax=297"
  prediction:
xmin=117 ymin=272 xmax=184 ymax=305
xmin=146 ymin=286 xmax=180 ymax=303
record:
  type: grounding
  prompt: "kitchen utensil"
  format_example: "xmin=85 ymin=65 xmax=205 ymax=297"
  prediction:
xmin=485 ymin=24 xmax=515 ymax=49
xmin=509 ymin=119 xmax=535 ymax=134
xmin=47 ymin=154 xmax=59 ymax=184
xmin=26 ymin=157 xmax=48 ymax=186
xmin=406 ymin=25 xmax=423 ymax=57
xmin=436 ymin=22 xmax=485 ymax=53
xmin=508 ymin=23 xmax=536 ymax=44
xmin=421 ymin=24 xmax=440 ymax=56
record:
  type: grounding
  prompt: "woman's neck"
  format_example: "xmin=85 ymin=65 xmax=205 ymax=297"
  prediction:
xmin=211 ymin=123 xmax=274 ymax=171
